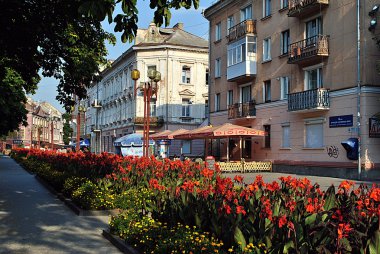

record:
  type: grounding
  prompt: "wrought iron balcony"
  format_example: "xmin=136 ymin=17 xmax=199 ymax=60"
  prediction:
xmin=288 ymin=35 xmax=329 ymax=64
xmin=133 ymin=116 xmax=164 ymax=127
xmin=288 ymin=0 xmax=329 ymax=18
xmin=227 ymin=19 xmax=256 ymax=43
xmin=288 ymin=88 xmax=330 ymax=112
xmin=228 ymin=101 xmax=256 ymax=119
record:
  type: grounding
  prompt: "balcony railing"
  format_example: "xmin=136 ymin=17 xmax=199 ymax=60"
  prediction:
xmin=228 ymin=101 xmax=256 ymax=119
xmin=288 ymin=35 xmax=329 ymax=64
xmin=288 ymin=88 xmax=330 ymax=112
xmin=228 ymin=19 xmax=256 ymax=43
xmin=288 ymin=0 xmax=329 ymax=17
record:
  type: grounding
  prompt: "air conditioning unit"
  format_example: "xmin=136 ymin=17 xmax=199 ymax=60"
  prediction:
xmin=91 ymin=99 xmax=102 ymax=108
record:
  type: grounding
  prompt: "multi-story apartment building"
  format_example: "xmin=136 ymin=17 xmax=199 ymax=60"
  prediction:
xmin=2 ymin=98 xmax=64 ymax=150
xmin=204 ymin=0 xmax=380 ymax=179
xmin=86 ymin=23 xmax=209 ymax=156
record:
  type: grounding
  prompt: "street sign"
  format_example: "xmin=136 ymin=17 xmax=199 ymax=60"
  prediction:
xmin=329 ymin=115 xmax=353 ymax=128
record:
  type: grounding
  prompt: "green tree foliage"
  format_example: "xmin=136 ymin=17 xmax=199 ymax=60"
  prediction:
xmin=0 ymin=0 xmax=199 ymax=135
xmin=62 ymin=113 xmax=74 ymax=145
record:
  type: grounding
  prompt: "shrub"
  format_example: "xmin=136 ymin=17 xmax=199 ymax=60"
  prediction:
xmin=62 ymin=177 xmax=88 ymax=198
xmin=71 ymin=181 xmax=100 ymax=210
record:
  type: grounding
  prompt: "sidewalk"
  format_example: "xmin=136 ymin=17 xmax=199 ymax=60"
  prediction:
xmin=0 ymin=155 xmax=121 ymax=254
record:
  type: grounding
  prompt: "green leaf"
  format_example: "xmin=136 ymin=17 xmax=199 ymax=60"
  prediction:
xmin=369 ymin=230 xmax=380 ymax=254
xmin=341 ymin=238 xmax=352 ymax=252
xmin=194 ymin=212 xmax=201 ymax=228
xmin=305 ymin=213 xmax=317 ymax=226
xmin=234 ymin=226 xmax=247 ymax=249
xmin=265 ymin=218 xmax=272 ymax=230
xmin=323 ymin=185 xmax=336 ymax=211
xmin=273 ymin=200 xmax=280 ymax=217
xmin=283 ymin=241 xmax=295 ymax=253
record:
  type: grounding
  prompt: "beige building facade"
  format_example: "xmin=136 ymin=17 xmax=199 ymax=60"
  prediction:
xmin=204 ymin=0 xmax=380 ymax=179
xmin=86 ymin=23 xmax=209 ymax=157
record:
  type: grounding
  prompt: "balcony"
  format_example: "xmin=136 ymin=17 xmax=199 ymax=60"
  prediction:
xmin=133 ymin=116 xmax=164 ymax=127
xmin=228 ymin=101 xmax=256 ymax=119
xmin=288 ymin=35 xmax=329 ymax=64
xmin=288 ymin=0 xmax=329 ymax=18
xmin=227 ymin=19 xmax=256 ymax=43
xmin=288 ymin=88 xmax=330 ymax=112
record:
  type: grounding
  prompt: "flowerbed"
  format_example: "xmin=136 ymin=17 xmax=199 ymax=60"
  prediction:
xmin=11 ymin=148 xmax=380 ymax=253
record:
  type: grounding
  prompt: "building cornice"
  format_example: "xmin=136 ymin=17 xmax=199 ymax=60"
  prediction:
xmin=133 ymin=44 xmax=208 ymax=54
xmin=204 ymin=0 xmax=235 ymax=19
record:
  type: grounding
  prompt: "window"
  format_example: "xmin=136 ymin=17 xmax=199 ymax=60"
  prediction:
xmin=241 ymin=85 xmax=251 ymax=103
xmin=305 ymin=67 xmax=323 ymax=90
xmin=306 ymin=17 xmax=322 ymax=45
xmin=282 ymin=124 xmax=290 ymax=148
xmin=263 ymin=80 xmax=271 ymax=103
xmin=263 ymin=0 xmax=271 ymax=17
xmin=281 ymin=30 xmax=290 ymax=55
xmin=264 ymin=125 xmax=271 ymax=148
xmin=227 ymin=43 xmax=246 ymax=66
xmin=205 ymin=68 xmax=209 ymax=85
xmin=215 ymin=93 xmax=221 ymax=112
xmin=247 ymin=36 xmax=257 ymax=55
xmin=227 ymin=15 xmax=235 ymax=33
xmin=215 ymin=58 xmax=221 ymax=78
xmin=182 ymin=140 xmax=191 ymax=154
xmin=305 ymin=119 xmax=324 ymax=148
xmin=280 ymin=76 xmax=289 ymax=100
xmin=181 ymin=66 xmax=191 ymax=83
xmin=241 ymin=5 xmax=252 ymax=22
xmin=182 ymin=99 xmax=191 ymax=117
xmin=227 ymin=90 xmax=234 ymax=105
xmin=263 ymin=37 xmax=271 ymax=61
xmin=281 ymin=0 xmax=289 ymax=9
xmin=215 ymin=22 xmax=221 ymax=41
xmin=150 ymin=98 xmax=156 ymax=116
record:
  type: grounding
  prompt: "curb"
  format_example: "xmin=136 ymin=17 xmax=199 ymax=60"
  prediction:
xmin=35 ymin=175 xmax=120 ymax=217
xmin=102 ymin=230 xmax=140 ymax=254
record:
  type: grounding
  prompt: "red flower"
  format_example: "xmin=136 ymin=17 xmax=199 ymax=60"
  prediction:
xmin=236 ymin=206 xmax=246 ymax=216
xmin=278 ymin=215 xmax=287 ymax=228
xmin=233 ymin=175 xmax=244 ymax=183
xmin=337 ymin=223 xmax=353 ymax=240
xmin=338 ymin=180 xmax=355 ymax=191
xmin=201 ymin=168 xmax=214 ymax=179
xmin=370 ymin=188 xmax=380 ymax=202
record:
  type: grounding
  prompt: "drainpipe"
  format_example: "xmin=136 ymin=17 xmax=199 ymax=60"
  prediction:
xmin=166 ymin=47 xmax=169 ymax=130
xmin=356 ymin=0 xmax=362 ymax=179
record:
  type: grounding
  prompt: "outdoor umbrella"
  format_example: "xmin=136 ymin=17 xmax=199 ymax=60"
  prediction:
xmin=172 ymin=123 xmax=265 ymax=161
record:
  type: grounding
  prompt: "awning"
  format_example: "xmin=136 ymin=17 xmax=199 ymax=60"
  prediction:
xmin=114 ymin=133 xmax=154 ymax=147
xmin=149 ymin=130 xmax=173 ymax=140
xmin=172 ymin=123 xmax=265 ymax=139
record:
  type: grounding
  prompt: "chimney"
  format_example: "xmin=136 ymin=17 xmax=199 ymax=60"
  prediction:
xmin=174 ymin=23 xmax=184 ymax=30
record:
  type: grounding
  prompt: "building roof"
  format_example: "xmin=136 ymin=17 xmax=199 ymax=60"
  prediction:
xmin=135 ymin=22 xmax=208 ymax=48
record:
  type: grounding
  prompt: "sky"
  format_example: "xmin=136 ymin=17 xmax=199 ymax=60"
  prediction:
xmin=30 ymin=0 xmax=216 ymax=112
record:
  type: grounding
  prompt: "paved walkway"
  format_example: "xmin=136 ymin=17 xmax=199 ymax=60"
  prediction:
xmin=0 ymin=155 xmax=121 ymax=254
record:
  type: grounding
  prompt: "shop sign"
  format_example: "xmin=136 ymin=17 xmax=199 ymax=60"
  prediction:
xmin=369 ymin=117 xmax=380 ymax=138
xmin=156 ymin=139 xmax=171 ymax=145
xmin=13 ymin=139 xmax=23 ymax=144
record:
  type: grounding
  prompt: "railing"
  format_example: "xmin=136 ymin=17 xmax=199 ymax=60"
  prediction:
xmin=228 ymin=19 xmax=256 ymax=42
xmin=288 ymin=0 xmax=329 ymax=17
xmin=288 ymin=88 xmax=330 ymax=112
xmin=288 ymin=35 xmax=329 ymax=64
xmin=228 ymin=101 xmax=256 ymax=119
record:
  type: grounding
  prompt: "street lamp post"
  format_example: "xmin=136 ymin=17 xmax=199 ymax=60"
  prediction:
xmin=131 ymin=68 xmax=161 ymax=157
xmin=47 ymin=116 xmax=60 ymax=150
xmin=76 ymin=103 xmax=87 ymax=152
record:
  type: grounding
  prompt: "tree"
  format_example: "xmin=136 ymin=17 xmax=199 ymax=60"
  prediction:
xmin=62 ymin=113 xmax=74 ymax=145
xmin=0 ymin=0 xmax=200 ymax=135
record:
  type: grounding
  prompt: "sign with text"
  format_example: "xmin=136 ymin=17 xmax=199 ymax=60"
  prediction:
xmin=329 ymin=115 xmax=353 ymax=128
xmin=369 ymin=117 xmax=380 ymax=138
xmin=156 ymin=139 xmax=171 ymax=146
xmin=13 ymin=139 xmax=23 ymax=144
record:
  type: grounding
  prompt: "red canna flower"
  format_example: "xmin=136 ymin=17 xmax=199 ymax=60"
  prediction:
xmin=233 ymin=175 xmax=244 ymax=183
xmin=278 ymin=215 xmax=287 ymax=228
xmin=338 ymin=180 xmax=355 ymax=192
xmin=337 ymin=223 xmax=353 ymax=240
xmin=370 ymin=188 xmax=380 ymax=202
xmin=236 ymin=206 xmax=246 ymax=216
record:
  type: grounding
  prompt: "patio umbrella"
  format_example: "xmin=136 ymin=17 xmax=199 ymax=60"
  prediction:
xmin=172 ymin=123 xmax=265 ymax=161
xmin=150 ymin=130 xmax=173 ymax=140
